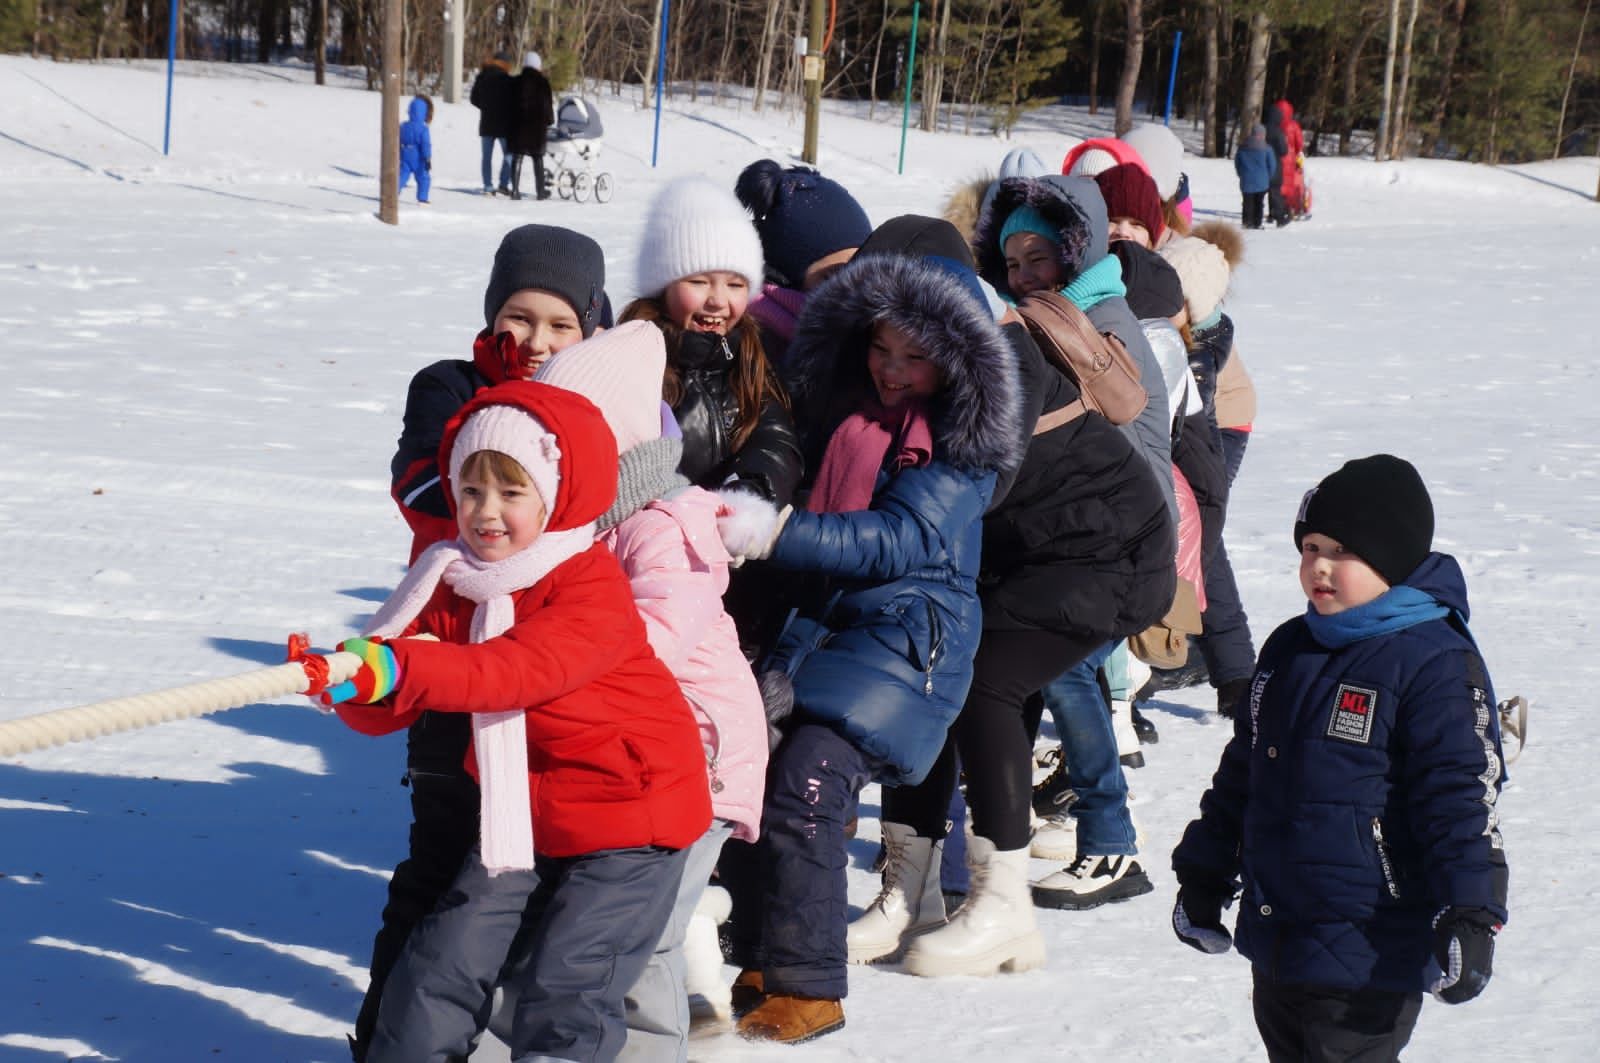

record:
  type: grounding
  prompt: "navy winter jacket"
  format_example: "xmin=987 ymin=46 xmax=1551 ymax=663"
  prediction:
xmin=1235 ymin=136 xmax=1276 ymax=195
xmin=1173 ymin=553 xmax=1509 ymax=992
xmin=400 ymin=97 xmax=431 ymax=171
xmin=766 ymin=254 xmax=1023 ymax=786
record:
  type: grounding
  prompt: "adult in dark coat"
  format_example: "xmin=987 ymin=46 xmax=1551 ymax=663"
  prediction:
xmin=1262 ymin=105 xmax=1290 ymax=226
xmin=469 ymin=53 xmax=516 ymax=194
xmin=508 ymin=51 xmax=555 ymax=200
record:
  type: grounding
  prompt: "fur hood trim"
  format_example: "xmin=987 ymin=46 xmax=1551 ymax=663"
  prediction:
xmin=1190 ymin=219 xmax=1245 ymax=269
xmin=941 ymin=173 xmax=993 ymax=248
xmin=973 ymin=175 xmax=1108 ymax=298
xmin=784 ymin=254 xmax=1024 ymax=474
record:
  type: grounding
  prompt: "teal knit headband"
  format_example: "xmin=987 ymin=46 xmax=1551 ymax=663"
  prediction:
xmin=998 ymin=204 xmax=1059 ymax=252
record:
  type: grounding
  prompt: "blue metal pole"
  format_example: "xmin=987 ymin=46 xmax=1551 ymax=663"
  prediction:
xmin=163 ymin=0 xmax=178 ymax=154
xmin=897 ymin=1 xmax=921 ymax=175
xmin=1162 ymin=30 xmax=1182 ymax=126
xmin=651 ymin=0 xmax=670 ymax=167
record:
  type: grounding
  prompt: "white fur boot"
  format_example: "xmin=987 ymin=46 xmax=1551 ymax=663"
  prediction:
xmin=846 ymin=821 xmax=946 ymax=964
xmin=1110 ymin=698 xmax=1145 ymax=769
xmin=685 ymin=885 xmax=733 ymax=1031
xmin=901 ymin=832 xmax=1045 ymax=977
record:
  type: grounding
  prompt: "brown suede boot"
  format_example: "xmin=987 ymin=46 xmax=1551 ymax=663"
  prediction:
xmin=729 ymin=968 xmax=765 ymax=1018
xmin=736 ymin=993 xmax=845 ymax=1044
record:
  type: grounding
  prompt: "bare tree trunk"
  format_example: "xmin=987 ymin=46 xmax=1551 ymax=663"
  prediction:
xmin=1113 ymin=0 xmax=1144 ymax=136
xmin=1423 ymin=0 xmax=1467 ymax=156
xmin=1376 ymin=0 xmax=1399 ymax=160
xmin=754 ymin=0 xmax=781 ymax=111
xmin=1556 ymin=0 xmax=1592 ymax=158
xmin=1302 ymin=26 xmax=1338 ymax=154
xmin=1390 ymin=0 xmax=1420 ymax=158
xmin=1239 ymin=10 xmax=1270 ymax=151
xmin=1338 ymin=19 xmax=1377 ymax=155
xmin=313 ymin=0 xmax=326 ymax=84
xmin=918 ymin=0 xmax=945 ymax=132
xmin=643 ymin=0 xmax=663 ymax=107
xmin=1088 ymin=0 xmax=1104 ymax=114
xmin=867 ymin=0 xmax=889 ymax=119
xmin=1201 ymin=0 xmax=1219 ymax=155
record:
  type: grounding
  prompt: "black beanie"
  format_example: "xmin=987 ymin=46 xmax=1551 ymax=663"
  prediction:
xmin=1112 ymin=241 xmax=1184 ymax=319
xmin=857 ymin=214 xmax=976 ymax=268
xmin=483 ymin=224 xmax=607 ymax=337
xmin=1294 ymin=454 xmax=1434 ymax=586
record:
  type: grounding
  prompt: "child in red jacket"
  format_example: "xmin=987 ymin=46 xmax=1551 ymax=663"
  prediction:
xmin=308 ymin=382 xmax=711 ymax=1063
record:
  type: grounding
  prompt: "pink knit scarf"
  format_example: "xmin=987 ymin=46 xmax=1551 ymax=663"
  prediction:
xmin=807 ymin=400 xmax=933 ymax=514
xmin=363 ymin=524 xmax=597 ymax=873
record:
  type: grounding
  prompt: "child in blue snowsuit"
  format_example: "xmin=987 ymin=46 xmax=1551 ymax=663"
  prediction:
xmin=1234 ymin=124 xmax=1276 ymax=229
xmin=1172 ymin=454 xmax=1509 ymax=1061
xmin=399 ymin=95 xmax=432 ymax=204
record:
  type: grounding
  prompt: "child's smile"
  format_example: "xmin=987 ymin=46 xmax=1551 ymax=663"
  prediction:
xmin=664 ymin=271 xmax=749 ymax=336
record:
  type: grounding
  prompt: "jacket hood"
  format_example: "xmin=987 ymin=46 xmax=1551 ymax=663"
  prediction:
xmin=974 ymin=176 xmax=1108 ymax=298
xmin=407 ymin=96 xmax=429 ymax=124
xmin=1401 ymin=552 xmax=1471 ymax=620
xmin=941 ymin=172 xmax=994 ymax=246
xmin=437 ymin=381 xmax=619 ymax=531
xmin=784 ymin=253 xmax=1023 ymax=474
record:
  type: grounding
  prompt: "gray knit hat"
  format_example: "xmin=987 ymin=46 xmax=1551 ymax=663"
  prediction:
xmin=483 ymin=224 xmax=607 ymax=337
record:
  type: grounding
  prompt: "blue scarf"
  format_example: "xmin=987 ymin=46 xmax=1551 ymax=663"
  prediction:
xmin=1058 ymin=255 xmax=1127 ymax=312
xmin=1304 ymin=585 xmax=1449 ymax=649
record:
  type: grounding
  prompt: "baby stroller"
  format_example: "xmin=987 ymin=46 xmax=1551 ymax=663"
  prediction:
xmin=545 ymin=96 xmax=612 ymax=204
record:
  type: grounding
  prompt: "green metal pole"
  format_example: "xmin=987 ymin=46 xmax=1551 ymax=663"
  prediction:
xmin=897 ymin=1 xmax=921 ymax=175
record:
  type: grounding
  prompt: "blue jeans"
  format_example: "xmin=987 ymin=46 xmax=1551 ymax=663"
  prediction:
xmin=481 ymin=135 xmax=511 ymax=191
xmin=1039 ymin=640 xmax=1137 ymax=857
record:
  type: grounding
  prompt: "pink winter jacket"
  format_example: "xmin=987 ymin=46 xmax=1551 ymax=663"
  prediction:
xmin=600 ymin=486 xmax=768 ymax=841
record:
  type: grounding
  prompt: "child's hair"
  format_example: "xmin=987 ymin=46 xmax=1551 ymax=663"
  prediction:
xmin=617 ymin=298 xmax=789 ymax=450
xmin=459 ymin=449 xmax=531 ymax=486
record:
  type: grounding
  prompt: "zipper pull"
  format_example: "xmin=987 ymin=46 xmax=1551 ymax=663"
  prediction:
xmin=719 ymin=335 xmax=734 ymax=362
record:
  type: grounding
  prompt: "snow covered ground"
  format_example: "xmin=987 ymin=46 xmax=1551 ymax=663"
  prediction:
xmin=2 ymin=54 xmax=1598 ymax=1062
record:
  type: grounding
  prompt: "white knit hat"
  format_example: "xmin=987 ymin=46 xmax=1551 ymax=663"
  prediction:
xmin=534 ymin=321 xmax=666 ymax=455
xmin=635 ymin=176 xmax=766 ymax=298
xmin=1067 ymin=146 xmax=1121 ymax=178
xmin=448 ymin=404 xmax=562 ymax=526
xmin=524 ymin=51 xmax=542 ymax=71
xmin=1121 ymin=124 xmax=1186 ymax=201
xmin=1159 ymin=235 xmax=1231 ymax=324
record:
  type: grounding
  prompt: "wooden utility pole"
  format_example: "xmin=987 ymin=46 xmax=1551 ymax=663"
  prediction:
xmin=802 ymin=0 xmax=824 ymax=161
xmin=379 ymin=0 xmax=402 ymax=224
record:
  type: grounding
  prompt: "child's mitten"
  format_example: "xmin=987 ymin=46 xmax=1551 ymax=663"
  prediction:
xmin=1171 ymin=882 xmax=1234 ymax=955
xmin=321 ymin=637 xmax=402 ymax=706
xmin=1431 ymin=906 xmax=1499 ymax=1003
xmin=716 ymin=488 xmax=790 ymax=563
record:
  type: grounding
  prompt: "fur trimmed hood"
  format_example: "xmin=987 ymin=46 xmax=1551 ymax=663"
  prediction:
xmin=1189 ymin=219 xmax=1245 ymax=269
xmin=941 ymin=172 xmax=993 ymax=247
xmin=783 ymin=253 xmax=1023 ymax=475
xmin=973 ymin=175 xmax=1109 ymax=298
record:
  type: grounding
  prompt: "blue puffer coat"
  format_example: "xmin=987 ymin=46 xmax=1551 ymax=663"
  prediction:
xmin=400 ymin=96 xmax=431 ymax=170
xmin=765 ymin=254 xmax=1023 ymax=786
xmin=1173 ymin=553 xmax=1510 ymax=992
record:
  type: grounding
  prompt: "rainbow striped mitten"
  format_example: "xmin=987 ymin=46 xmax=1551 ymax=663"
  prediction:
xmin=320 ymin=637 xmax=402 ymax=706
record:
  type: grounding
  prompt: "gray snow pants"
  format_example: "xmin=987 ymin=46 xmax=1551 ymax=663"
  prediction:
xmin=368 ymin=843 xmax=688 ymax=1063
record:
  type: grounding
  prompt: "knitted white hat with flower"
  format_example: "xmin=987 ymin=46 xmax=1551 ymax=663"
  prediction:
xmin=448 ymin=404 xmax=562 ymax=522
xmin=635 ymin=176 xmax=766 ymax=298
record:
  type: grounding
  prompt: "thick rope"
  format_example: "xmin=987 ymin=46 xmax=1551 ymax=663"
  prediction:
xmin=0 ymin=652 xmax=362 ymax=759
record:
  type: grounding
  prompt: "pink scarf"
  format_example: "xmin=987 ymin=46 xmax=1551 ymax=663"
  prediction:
xmin=745 ymin=284 xmax=808 ymax=343
xmin=362 ymin=524 xmax=597 ymax=873
xmin=807 ymin=400 xmax=933 ymax=514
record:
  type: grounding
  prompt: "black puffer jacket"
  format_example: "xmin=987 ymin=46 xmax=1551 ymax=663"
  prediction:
xmin=508 ymin=68 xmax=554 ymax=156
xmin=980 ymin=325 xmax=1175 ymax=640
xmin=671 ymin=325 xmax=803 ymax=505
xmin=469 ymin=64 xmax=516 ymax=139
xmin=390 ymin=358 xmax=492 ymax=558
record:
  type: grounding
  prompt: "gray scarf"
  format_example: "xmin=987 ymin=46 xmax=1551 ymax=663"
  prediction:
xmin=598 ymin=436 xmax=691 ymax=531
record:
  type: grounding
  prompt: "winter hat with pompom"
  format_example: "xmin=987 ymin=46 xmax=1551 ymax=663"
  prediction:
xmin=1159 ymin=234 xmax=1231 ymax=326
xmin=1095 ymin=163 xmax=1166 ymax=245
xmin=734 ymin=160 xmax=871 ymax=289
xmin=636 ymin=176 xmax=766 ymax=299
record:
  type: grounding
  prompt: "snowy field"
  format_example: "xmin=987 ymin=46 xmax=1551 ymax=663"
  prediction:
xmin=2 ymin=54 xmax=1599 ymax=1063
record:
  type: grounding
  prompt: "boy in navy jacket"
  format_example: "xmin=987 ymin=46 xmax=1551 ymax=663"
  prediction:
xmin=1172 ymin=454 xmax=1508 ymax=1061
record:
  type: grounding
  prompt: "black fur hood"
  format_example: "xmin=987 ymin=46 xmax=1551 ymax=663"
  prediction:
xmin=973 ymin=175 xmax=1110 ymax=298
xmin=782 ymin=253 xmax=1023 ymax=475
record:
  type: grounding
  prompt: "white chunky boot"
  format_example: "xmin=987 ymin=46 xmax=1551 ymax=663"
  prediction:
xmin=901 ymin=832 xmax=1045 ymax=977
xmin=685 ymin=885 xmax=733 ymax=1032
xmin=846 ymin=821 xmax=946 ymax=964
xmin=1110 ymin=698 xmax=1145 ymax=769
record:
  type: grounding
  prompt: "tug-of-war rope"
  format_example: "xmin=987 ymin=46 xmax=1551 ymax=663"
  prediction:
xmin=0 ymin=635 xmax=361 ymax=758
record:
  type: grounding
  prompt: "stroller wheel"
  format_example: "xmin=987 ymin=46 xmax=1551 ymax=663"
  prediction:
xmin=557 ymin=170 xmax=576 ymax=200
xmin=593 ymin=172 xmax=613 ymax=204
xmin=572 ymin=171 xmax=592 ymax=203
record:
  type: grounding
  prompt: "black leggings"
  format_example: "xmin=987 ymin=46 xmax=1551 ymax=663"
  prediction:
xmin=883 ymin=627 xmax=1100 ymax=852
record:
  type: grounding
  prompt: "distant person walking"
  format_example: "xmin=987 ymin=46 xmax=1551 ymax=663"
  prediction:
xmin=1234 ymin=125 xmax=1275 ymax=229
xmin=1262 ymin=106 xmax=1290 ymax=227
xmin=510 ymin=51 xmax=555 ymax=201
xmin=470 ymin=52 xmax=516 ymax=196
xmin=397 ymin=94 xmax=432 ymax=205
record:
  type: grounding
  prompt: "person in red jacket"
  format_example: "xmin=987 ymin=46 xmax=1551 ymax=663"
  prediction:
xmin=306 ymin=382 xmax=712 ymax=1063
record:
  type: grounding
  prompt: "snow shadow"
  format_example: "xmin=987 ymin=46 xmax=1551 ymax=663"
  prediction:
xmin=0 ymin=706 xmax=411 ymax=1061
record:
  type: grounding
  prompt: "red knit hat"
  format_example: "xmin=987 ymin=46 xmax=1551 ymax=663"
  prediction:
xmin=1094 ymin=163 xmax=1166 ymax=246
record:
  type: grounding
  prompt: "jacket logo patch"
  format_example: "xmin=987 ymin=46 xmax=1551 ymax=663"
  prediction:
xmin=1326 ymin=683 xmax=1378 ymax=745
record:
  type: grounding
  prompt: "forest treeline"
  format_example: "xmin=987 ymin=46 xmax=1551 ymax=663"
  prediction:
xmin=4 ymin=0 xmax=1596 ymax=164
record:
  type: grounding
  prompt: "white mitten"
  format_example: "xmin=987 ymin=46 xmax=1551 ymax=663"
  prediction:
xmin=716 ymin=488 xmax=791 ymax=562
